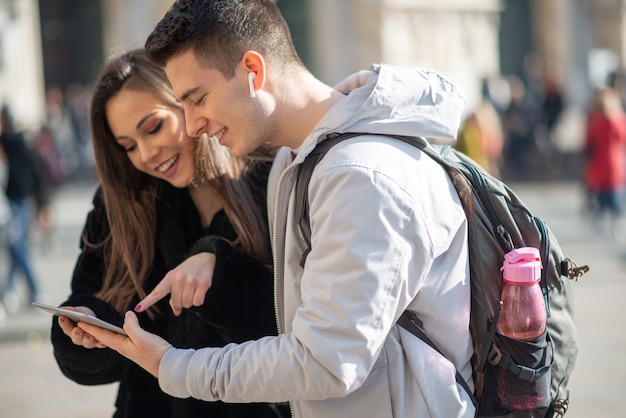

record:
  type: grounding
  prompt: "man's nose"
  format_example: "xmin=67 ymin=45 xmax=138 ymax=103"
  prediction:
xmin=185 ymin=108 xmax=208 ymax=138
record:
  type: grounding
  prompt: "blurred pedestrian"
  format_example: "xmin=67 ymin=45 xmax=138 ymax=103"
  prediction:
xmin=0 ymin=105 xmax=50 ymax=313
xmin=0 ymin=141 xmax=9 ymax=324
xmin=31 ymin=124 xmax=65 ymax=254
xmin=456 ymin=88 xmax=504 ymax=178
xmin=45 ymin=86 xmax=80 ymax=181
xmin=502 ymin=75 xmax=537 ymax=181
xmin=607 ymin=69 xmax=626 ymax=110
xmin=0 ymin=140 xmax=9 ymax=229
xmin=65 ymin=82 xmax=96 ymax=176
xmin=541 ymin=71 xmax=565 ymax=146
xmin=583 ymin=88 xmax=626 ymax=239
xmin=32 ymin=125 xmax=66 ymax=189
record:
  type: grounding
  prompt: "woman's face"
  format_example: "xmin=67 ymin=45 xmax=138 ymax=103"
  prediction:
xmin=105 ymin=87 xmax=197 ymax=188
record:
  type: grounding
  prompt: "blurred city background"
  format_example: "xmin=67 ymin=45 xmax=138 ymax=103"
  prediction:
xmin=0 ymin=0 xmax=625 ymax=417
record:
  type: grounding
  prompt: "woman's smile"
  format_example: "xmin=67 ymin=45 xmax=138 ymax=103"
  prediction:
xmin=157 ymin=154 xmax=180 ymax=175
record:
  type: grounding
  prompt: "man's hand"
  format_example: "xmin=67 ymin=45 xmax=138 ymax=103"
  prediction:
xmin=135 ymin=252 xmax=216 ymax=316
xmin=77 ymin=311 xmax=172 ymax=377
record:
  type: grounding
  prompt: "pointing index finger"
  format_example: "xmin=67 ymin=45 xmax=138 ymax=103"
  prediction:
xmin=135 ymin=279 xmax=171 ymax=312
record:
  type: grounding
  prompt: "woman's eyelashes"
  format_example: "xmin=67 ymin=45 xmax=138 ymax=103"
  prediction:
xmin=148 ymin=119 xmax=164 ymax=135
xmin=119 ymin=119 xmax=164 ymax=153
xmin=116 ymin=113 xmax=169 ymax=154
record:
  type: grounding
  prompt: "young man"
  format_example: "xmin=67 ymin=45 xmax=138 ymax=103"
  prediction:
xmin=80 ymin=1 xmax=474 ymax=417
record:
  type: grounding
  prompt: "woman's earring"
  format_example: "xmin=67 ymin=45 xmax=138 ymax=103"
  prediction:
xmin=248 ymin=72 xmax=256 ymax=98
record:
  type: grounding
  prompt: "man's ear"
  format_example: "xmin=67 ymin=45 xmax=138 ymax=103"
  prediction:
xmin=241 ymin=51 xmax=266 ymax=93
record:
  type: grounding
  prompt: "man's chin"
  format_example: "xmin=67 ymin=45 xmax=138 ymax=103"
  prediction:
xmin=227 ymin=144 xmax=250 ymax=158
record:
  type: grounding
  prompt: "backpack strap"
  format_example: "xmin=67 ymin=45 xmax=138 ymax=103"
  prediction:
xmin=399 ymin=311 xmax=478 ymax=406
xmin=295 ymin=133 xmax=364 ymax=267
xmin=296 ymin=132 xmax=485 ymax=264
xmin=296 ymin=133 xmax=433 ymax=266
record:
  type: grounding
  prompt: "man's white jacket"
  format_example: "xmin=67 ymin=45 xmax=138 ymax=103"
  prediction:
xmin=159 ymin=64 xmax=475 ymax=418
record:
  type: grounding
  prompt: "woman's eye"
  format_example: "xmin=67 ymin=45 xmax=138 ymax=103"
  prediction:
xmin=148 ymin=120 xmax=163 ymax=135
xmin=124 ymin=144 xmax=136 ymax=153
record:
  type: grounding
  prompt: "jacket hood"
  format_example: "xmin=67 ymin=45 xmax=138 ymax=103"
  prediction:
xmin=303 ymin=64 xmax=465 ymax=154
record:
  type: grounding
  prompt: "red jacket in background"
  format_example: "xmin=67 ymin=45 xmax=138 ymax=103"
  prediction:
xmin=584 ymin=110 xmax=626 ymax=192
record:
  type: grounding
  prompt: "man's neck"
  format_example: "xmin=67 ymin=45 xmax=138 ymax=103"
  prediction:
xmin=274 ymin=72 xmax=345 ymax=150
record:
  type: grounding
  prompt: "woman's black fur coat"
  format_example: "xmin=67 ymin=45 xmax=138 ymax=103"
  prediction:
xmin=50 ymin=177 xmax=289 ymax=418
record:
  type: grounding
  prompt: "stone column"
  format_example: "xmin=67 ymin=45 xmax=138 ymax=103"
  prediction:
xmin=309 ymin=0 xmax=502 ymax=113
xmin=100 ymin=0 xmax=173 ymax=56
xmin=0 ymin=0 xmax=46 ymax=131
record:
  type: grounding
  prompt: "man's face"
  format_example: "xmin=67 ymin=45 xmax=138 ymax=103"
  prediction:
xmin=165 ymin=49 xmax=274 ymax=157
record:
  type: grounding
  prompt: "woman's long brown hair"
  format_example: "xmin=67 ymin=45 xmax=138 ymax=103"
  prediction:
xmin=89 ymin=49 xmax=273 ymax=315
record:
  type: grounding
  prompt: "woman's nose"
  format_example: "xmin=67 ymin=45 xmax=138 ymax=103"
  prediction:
xmin=138 ymin=142 xmax=159 ymax=163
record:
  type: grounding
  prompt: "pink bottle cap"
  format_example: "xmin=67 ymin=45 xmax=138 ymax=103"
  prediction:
xmin=501 ymin=247 xmax=542 ymax=283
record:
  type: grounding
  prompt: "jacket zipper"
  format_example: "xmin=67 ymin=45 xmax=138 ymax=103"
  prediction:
xmin=271 ymin=170 xmax=285 ymax=335
xmin=271 ymin=163 xmax=295 ymax=418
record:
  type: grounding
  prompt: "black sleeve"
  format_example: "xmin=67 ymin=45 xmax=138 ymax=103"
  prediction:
xmin=50 ymin=186 xmax=128 ymax=385
xmin=50 ymin=294 xmax=127 ymax=385
xmin=186 ymin=236 xmax=278 ymax=343
xmin=29 ymin=147 xmax=53 ymax=209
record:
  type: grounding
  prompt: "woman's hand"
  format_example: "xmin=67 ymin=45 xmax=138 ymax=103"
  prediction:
xmin=135 ymin=252 xmax=216 ymax=316
xmin=57 ymin=306 xmax=106 ymax=349
xmin=78 ymin=311 xmax=172 ymax=377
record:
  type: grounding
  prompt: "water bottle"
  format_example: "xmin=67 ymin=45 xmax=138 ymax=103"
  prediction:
xmin=498 ymin=247 xmax=546 ymax=341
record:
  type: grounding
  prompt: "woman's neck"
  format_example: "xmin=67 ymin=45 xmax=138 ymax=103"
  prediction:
xmin=187 ymin=183 xmax=225 ymax=228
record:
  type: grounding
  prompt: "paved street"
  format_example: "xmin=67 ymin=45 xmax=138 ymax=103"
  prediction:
xmin=0 ymin=178 xmax=624 ymax=417
xmin=0 ymin=180 xmax=118 ymax=417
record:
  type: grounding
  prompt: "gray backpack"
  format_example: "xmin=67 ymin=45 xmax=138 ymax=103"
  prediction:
xmin=294 ymin=133 xmax=589 ymax=418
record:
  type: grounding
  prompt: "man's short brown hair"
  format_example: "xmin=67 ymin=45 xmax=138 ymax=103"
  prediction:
xmin=145 ymin=0 xmax=302 ymax=77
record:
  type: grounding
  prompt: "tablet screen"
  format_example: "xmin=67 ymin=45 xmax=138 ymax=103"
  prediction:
xmin=32 ymin=302 xmax=128 ymax=336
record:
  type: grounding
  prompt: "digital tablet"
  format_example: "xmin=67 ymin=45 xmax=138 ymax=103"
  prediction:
xmin=32 ymin=302 xmax=128 ymax=336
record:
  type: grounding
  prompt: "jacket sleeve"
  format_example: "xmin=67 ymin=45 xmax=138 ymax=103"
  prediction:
xmin=158 ymin=157 xmax=430 ymax=403
xmin=186 ymin=236 xmax=278 ymax=343
xmin=50 ymin=187 xmax=128 ymax=385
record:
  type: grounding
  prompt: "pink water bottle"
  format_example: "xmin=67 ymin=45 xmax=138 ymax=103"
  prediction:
xmin=498 ymin=247 xmax=546 ymax=341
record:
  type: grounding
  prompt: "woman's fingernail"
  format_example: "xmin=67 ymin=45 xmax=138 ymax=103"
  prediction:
xmin=134 ymin=304 xmax=142 ymax=311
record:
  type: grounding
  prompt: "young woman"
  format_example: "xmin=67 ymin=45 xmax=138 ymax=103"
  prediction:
xmin=49 ymin=49 xmax=288 ymax=418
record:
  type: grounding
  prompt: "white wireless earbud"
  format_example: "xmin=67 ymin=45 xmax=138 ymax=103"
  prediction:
xmin=248 ymin=72 xmax=256 ymax=98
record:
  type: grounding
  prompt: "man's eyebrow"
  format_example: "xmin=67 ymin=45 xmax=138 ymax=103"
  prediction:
xmin=179 ymin=86 xmax=202 ymax=103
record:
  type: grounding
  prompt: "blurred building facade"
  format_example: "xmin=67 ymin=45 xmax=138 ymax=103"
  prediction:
xmin=0 ymin=0 xmax=625 ymax=153
xmin=0 ymin=0 xmax=45 ymax=130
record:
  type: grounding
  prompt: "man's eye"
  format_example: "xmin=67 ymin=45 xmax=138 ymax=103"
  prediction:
xmin=193 ymin=95 xmax=206 ymax=106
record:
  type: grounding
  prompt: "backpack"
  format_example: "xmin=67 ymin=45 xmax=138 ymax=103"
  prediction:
xmin=294 ymin=132 xmax=590 ymax=418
